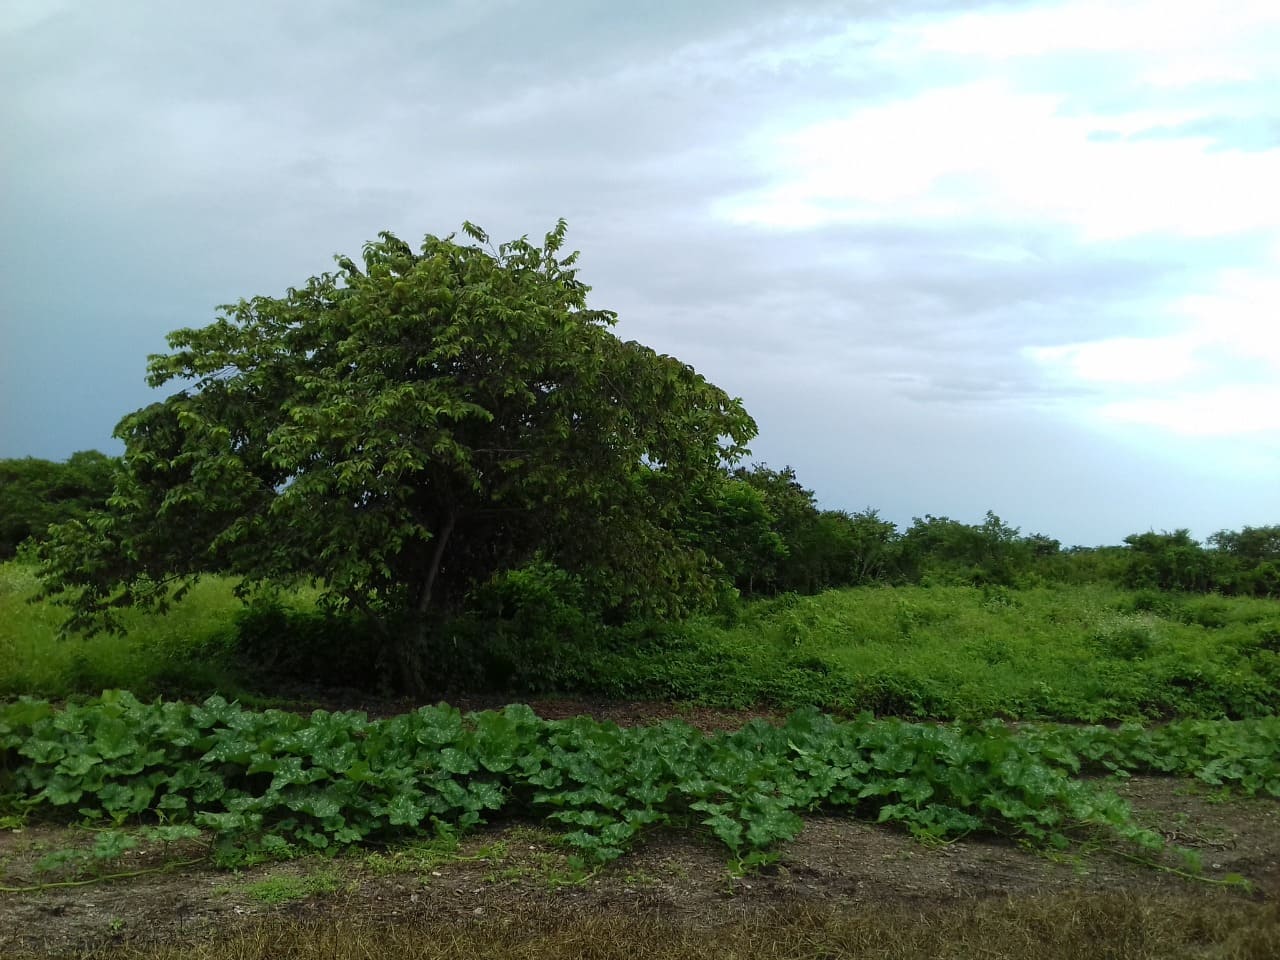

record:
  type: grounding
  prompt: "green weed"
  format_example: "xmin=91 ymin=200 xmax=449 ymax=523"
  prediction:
xmin=242 ymin=870 xmax=341 ymax=905
xmin=4 ymin=560 xmax=1277 ymax=722
xmin=359 ymin=834 xmax=462 ymax=878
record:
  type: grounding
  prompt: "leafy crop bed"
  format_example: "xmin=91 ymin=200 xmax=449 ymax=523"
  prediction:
xmin=2 ymin=693 xmax=1278 ymax=871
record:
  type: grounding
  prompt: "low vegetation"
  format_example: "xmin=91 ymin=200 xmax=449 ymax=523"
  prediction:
xmin=3 ymin=692 xmax=1277 ymax=876
xmin=4 ymin=562 xmax=1276 ymax=723
xmin=585 ymin=585 xmax=1280 ymax=721
xmin=0 ymin=563 xmax=256 ymax=701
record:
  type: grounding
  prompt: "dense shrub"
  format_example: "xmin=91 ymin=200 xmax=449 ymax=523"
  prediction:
xmin=231 ymin=602 xmax=383 ymax=692
xmin=438 ymin=562 xmax=608 ymax=693
xmin=1122 ymin=530 xmax=1220 ymax=592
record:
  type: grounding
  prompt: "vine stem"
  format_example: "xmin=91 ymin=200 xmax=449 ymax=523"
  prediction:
xmin=0 ymin=856 xmax=209 ymax=895
xmin=1110 ymin=849 xmax=1252 ymax=890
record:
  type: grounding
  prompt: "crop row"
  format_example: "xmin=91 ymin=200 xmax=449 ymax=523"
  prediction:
xmin=2 ymin=693 xmax=1278 ymax=867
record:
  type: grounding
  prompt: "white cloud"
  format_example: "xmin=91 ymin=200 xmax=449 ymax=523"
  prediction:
xmin=717 ymin=79 xmax=1280 ymax=241
xmin=0 ymin=0 xmax=74 ymax=37
xmin=716 ymin=0 xmax=1280 ymax=242
xmin=903 ymin=0 xmax=1280 ymax=61
xmin=1174 ymin=271 xmax=1280 ymax=372
xmin=710 ymin=0 xmax=1280 ymax=450
xmin=1029 ymin=265 xmax=1280 ymax=437
xmin=1099 ymin=385 xmax=1280 ymax=436
xmin=1029 ymin=335 xmax=1201 ymax=385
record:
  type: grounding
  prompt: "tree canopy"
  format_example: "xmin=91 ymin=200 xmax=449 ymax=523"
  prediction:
xmin=38 ymin=222 xmax=756 ymax=691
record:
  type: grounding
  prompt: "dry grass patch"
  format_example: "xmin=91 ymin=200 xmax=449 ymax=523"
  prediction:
xmin=25 ymin=892 xmax=1280 ymax=960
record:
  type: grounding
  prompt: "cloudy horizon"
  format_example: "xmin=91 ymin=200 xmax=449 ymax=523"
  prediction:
xmin=3 ymin=0 xmax=1277 ymax=547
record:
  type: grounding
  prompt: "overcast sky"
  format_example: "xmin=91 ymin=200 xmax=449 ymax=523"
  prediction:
xmin=3 ymin=0 xmax=1277 ymax=546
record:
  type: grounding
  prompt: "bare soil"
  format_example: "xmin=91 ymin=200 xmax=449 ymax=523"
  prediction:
xmin=2 ymin=699 xmax=1278 ymax=958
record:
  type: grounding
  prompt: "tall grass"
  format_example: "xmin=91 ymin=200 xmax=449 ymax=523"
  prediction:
xmin=2 ymin=558 xmax=1277 ymax=721
xmin=0 ymin=561 xmax=251 ymax=699
xmin=580 ymin=584 xmax=1280 ymax=721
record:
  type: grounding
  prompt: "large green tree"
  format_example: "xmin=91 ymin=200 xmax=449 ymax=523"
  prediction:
xmin=38 ymin=222 xmax=755 ymax=691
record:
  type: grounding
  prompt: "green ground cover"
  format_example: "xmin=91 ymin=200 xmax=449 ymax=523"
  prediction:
xmin=3 ymin=692 xmax=1277 ymax=873
xmin=599 ymin=584 xmax=1280 ymax=721
xmin=2 ymin=561 xmax=1277 ymax=722
xmin=2 ymin=562 xmax=1278 ymax=955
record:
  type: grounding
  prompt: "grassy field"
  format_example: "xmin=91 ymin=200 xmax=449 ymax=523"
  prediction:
xmin=0 ymin=563 xmax=308 ymax=701
xmin=3 ymin=561 xmax=1278 ymax=722
xmin=606 ymin=584 xmax=1280 ymax=720
xmin=2 ymin=558 xmax=1279 ymax=959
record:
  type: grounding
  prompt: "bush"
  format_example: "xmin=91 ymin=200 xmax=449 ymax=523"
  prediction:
xmin=1128 ymin=589 xmax=1182 ymax=618
xmin=1123 ymin=530 xmax=1220 ymax=593
xmin=434 ymin=562 xmax=610 ymax=694
xmin=1228 ymin=560 xmax=1280 ymax=598
xmin=231 ymin=602 xmax=383 ymax=692
xmin=1178 ymin=596 xmax=1232 ymax=629
xmin=1091 ymin=615 xmax=1158 ymax=661
xmin=1257 ymin=626 xmax=1280 ymax=654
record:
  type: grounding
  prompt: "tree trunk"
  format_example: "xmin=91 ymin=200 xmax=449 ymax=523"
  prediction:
xmin=390 ymin=512 xmax=459 ymax=697
xmin=390 ymin=618 xmax=430 ymax=698
xmin=416 ymin=512 xmax=457 ymax=619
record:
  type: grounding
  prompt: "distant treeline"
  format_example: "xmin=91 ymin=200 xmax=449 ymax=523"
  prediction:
xmin=687 ymin=465 xmax=1279 ymax=599
xmin=3 ymin=453 xmax=1275 ymax=602
xmin=0 ymin=452 xmax=119 ymax=559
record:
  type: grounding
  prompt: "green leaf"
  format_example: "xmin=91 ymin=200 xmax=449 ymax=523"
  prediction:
xmin=437 ymin=748 xmax=477 ymax=776
xmin=700 ymin=812 xmax=744 ymax=851
xmin=384 ymin=792 xmax=429 ymax=827
xmin=55 ymin=753 xmax=101 ymax=777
